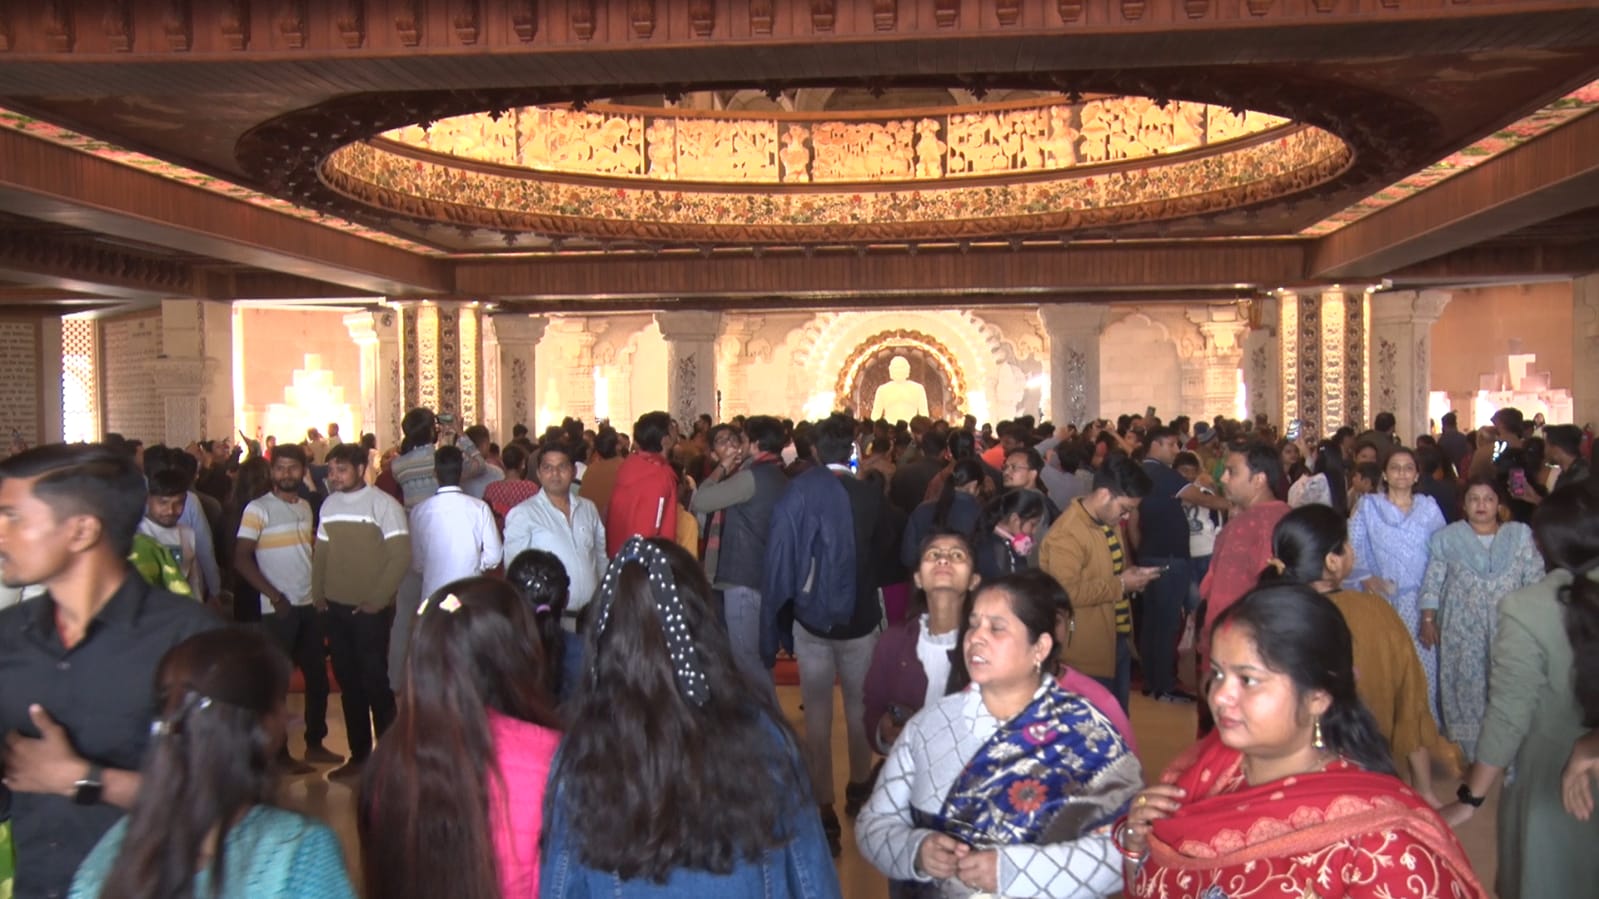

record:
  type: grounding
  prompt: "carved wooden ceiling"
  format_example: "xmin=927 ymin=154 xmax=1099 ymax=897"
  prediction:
xmin=0 ymin=0 xmax=1596 ymax=311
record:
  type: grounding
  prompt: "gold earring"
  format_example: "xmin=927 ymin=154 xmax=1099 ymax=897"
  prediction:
xmin=1033 ymin=658 xmax=1042 ymax=674
xmin=1312 ymin=717 xmax=1325 ymax=750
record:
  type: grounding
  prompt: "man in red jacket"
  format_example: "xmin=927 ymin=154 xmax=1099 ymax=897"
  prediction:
xmin=604 ymin=410 xmax=679 ymax=556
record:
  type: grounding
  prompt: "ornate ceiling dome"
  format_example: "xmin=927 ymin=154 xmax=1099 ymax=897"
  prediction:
xmin=317 ymin=92 xmax=1351 ymax=245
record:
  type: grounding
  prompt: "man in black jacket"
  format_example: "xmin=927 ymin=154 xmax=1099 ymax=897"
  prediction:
xmin=689 ymin=416 xmax=790 ymax=698
xmin=790 ymin=413 xmax=893 ymax=854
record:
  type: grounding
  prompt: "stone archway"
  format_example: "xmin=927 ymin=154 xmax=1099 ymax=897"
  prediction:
xmin=837 ymin=330 xmax=966 ymax=421
xmin=795 ymin=309 xmax=1004 ymax=422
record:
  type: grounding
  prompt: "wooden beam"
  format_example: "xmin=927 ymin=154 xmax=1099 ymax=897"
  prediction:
xmin=1309 ymin=109 xmax=1599 ymax=280
xmin=0 ymin=127 xmax=450 ymax=297
xmin=455 ymin=243 xmax=1306 ymax=300
xmin=1386 ymin=241 xmax=1599 ymax=284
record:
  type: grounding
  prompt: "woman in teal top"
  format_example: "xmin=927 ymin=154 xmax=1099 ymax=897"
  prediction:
xmin=69 ymin=628 xmax=355 ymax=899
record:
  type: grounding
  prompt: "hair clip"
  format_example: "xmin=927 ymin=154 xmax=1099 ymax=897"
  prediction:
xmin=418 ymin=592 xmax=465 ymax=616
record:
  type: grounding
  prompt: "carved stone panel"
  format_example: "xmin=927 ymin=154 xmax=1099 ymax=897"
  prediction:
xmin=455 ymin=0 xmax=481 ymax=44
xmin=165 ymin=0 xmax=193 ymax=51
xmin=221 ymin=1 xmax=251 ymax=50
xmin=512 ymin=0 xmax=537 ymax=40
xmin=106 ymin=2 xmax=134 ymax=51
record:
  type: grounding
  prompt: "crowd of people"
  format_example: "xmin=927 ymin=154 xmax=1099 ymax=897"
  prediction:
xmin=0 ymin=400 xmax=1596 ymax=899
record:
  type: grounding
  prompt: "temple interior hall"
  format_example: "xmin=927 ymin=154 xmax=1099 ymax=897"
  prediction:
xmin=2 ymin=2 xmax=1599 ymax=898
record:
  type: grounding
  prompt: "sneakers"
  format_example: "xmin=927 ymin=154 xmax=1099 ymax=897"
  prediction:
xmin=844 ymin=778 xmax=874 ymax=817
xmin=819 ymin=805 xmax=842 ymax=858
xmin=327 ymin=758 xmax=366 ymax=782
xmin=1152 ymin=688 xmax=1198 ymax=704
xmin=302 ymin=743 xmax=344 ymax=765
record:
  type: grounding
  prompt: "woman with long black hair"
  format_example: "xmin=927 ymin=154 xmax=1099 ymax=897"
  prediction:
xmin=360 ymin=576 xmax=562 ymax=899
xmin=70 ymin=629 xmax=354 ymax=899
xmin=506 ymin=548 xmax=583 ymax=704
xmin=540 ymin=537 xmax=840 ymax=897
xmin=972 ymin=489 xmax=1047 ymax=582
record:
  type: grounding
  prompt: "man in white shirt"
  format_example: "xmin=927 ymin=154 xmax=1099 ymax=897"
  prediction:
xmin=504 ymin=442 xmax=608 ymax=625
xmin=233 ymin=444 xmax=338 ymax=770
xmin=138 ymin=469 xmax=204 ymax=601
xmin=409 ymin=444 xmax=503 ymax=604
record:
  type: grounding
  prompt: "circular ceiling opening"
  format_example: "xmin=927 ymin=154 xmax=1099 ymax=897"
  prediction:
xmin=319 ymin=93 xmax=1351 ymax=244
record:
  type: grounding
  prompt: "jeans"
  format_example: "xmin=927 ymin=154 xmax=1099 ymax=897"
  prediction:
xmin=1093 ymin=633 xmax=1133 ymax=713
xmin=1187 ymin=554 xmax=1211 ymax=614
xmin=722 ymin=586 xmax=777 ymax=703
xmin=324 ymin=601 xmax=396 ymax=760
xmin=1139 ymin=556 xmax=1192 ymax=695
xmin=793 ymin=624 xmax=879 ymax=806
xmin=387 ymin=571 xmax=424 ymax=693
xmin=262 ymin=604 xmax=331 ymax=747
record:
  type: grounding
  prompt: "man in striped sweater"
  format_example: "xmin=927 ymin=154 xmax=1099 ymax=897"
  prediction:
xmin=312 ymin=442 xmax=411 ymax=780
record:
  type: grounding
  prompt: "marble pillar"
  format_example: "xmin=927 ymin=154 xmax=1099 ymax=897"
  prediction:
xmin=391 ymin=300 xmax=485 ymax=427
xmin=546 ymin=317 xmax=603 ymax=428
xmin=1180 ymin=306 xmax=1249 ymax=422
xmin=149 ymin=299 xmax=231 ymax=445
xmin=1369 ymin=290 xmax=1451 ymax=444
xmin=1242 ymin=297 xmax=1282 ymax=426
xmin=1574 ymin=274 xmax=1599 ymax=430
xmin=1038 ymin=304 xmax=1108 ymax=427
xmin=717 ymin=314 xmax=764 ymax=420
xmin=344 ymin=310 xmax=404 ymax=447
xmin=655 ymin=310 xmax=721 ymax=425
xmin=484 ymin=313 xmax=548 ymax=440
xmin=1278 ymin=288 xmax=1368 ymax=440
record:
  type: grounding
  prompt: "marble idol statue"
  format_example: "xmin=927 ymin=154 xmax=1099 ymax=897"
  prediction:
xmin=870 ymin=355 xmax=930 ymax=423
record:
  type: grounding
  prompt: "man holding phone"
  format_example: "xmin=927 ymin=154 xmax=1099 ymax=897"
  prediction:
xmin=1039 ymin=454 xmax=1158 ymax=711
xmin=1134 ymin=428 xmax=1232 ymax=704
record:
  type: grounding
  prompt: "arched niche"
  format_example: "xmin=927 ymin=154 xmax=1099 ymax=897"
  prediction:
xmin=838 ymin=330 xmax=965 ymax=421
xmin=1100 ymin=312 xmax=1183 ymax=419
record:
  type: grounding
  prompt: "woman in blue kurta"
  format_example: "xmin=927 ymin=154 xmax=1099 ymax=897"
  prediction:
xmin=1343 ymin=446 xmax=1447 ymax=723
xmin=1418 ymin=476 xmax=1544 ymax=760
xmin=70 ymin=629 xmax=354 ymax=899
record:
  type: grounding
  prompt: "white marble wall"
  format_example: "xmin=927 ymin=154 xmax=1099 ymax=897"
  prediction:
xmin=520 ymin=303 xmax=1264 ymax=427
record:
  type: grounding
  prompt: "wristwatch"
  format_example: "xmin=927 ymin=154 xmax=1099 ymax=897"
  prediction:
xmin=1455 ymin=783 xmax=1486 ymax=808
xmin=73 ymin=763 xmax=104 ymax=806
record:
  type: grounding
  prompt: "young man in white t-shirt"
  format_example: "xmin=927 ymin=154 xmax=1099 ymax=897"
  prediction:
xmin=233 ymin=444 xmax=339 ymax=770
xmin=138 ymin=469 xmax=205 ymax=601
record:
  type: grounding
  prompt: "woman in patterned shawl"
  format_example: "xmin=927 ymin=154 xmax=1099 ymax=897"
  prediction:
xmin=856 ymin=572 xmax=1142 ymax=898
xmin=1121 ymin=585 xmax=1487 ymax=899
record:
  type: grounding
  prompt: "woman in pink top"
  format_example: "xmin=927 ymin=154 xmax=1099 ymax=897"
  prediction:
xmin=359 ymin=576 xmax=563 ymax=899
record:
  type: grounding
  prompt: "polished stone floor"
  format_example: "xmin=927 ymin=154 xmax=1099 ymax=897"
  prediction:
xmin=279 ymin=684 xmax=1502 ymax=898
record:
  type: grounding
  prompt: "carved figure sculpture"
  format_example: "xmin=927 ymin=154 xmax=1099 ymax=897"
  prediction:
xmin=870 ymin=355 xmax=931 ymax=423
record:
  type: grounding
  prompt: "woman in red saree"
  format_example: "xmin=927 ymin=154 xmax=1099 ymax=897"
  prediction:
xmin=1118 ymin=584 xmax=1488 ymax=899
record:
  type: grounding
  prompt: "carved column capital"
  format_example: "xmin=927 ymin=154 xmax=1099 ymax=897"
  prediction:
xmin=1370 ymin=289 xmax=1452 ymax=326
xmin=1038 ymin=303 xmax=1109 ymax=336
xmin=343 ymin=309 xmax=399 ymax=345
xmin=654 ymin=310 xmax=722 ymax=342
xmin=490 ymin=312 xmax=548 ymax=345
